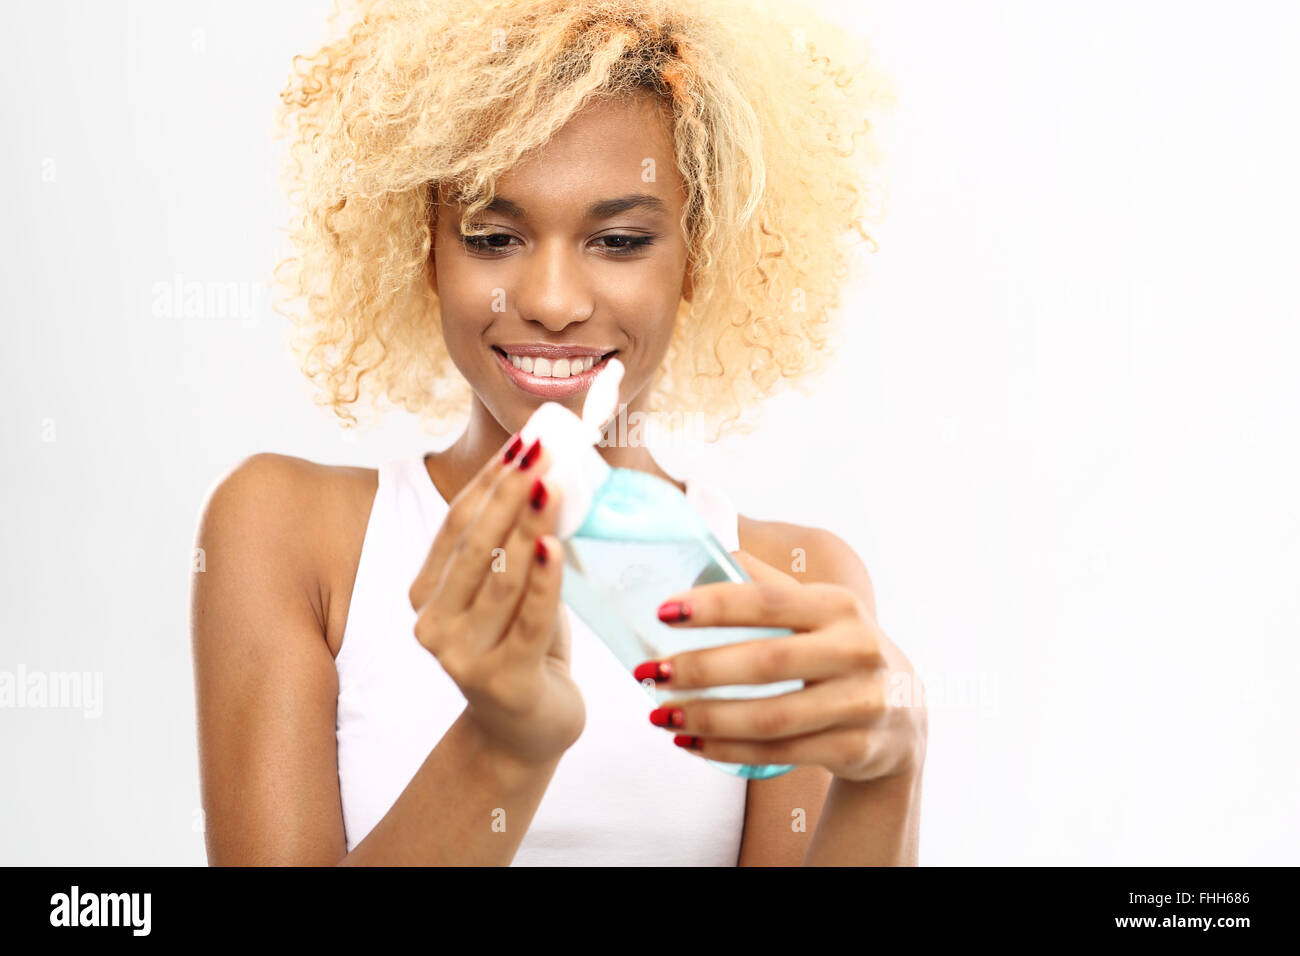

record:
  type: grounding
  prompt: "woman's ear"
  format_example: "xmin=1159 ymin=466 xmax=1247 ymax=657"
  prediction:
xmin=680 ymin=257 xmax=694 ymax=303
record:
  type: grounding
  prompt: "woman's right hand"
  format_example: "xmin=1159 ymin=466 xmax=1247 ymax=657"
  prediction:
xmin=408 ymin=435 xmax=585 ymax=767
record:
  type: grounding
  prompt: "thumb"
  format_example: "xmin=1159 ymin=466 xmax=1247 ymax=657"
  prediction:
xmin=549 ymin=603 xmax=572 ymax=661
xmin=730 ymin=548 xmax=799 ymax=587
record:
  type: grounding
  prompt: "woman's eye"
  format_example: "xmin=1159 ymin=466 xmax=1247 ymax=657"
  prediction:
xmin=596 ymin=235 xmax=656 ymax=256
xmin=459 ymin=233 xmax=656 ymax=257
xmin=459 ymin=232 xmax=517 ymax=253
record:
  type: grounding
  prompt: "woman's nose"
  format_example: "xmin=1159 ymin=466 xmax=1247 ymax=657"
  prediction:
xmin=513 ymin=237 xmax=595 ymax=332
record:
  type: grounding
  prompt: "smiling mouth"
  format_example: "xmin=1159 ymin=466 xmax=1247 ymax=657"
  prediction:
xmin=491 ymin=346 xmax=620 ymax=397
xmin=491 ymin=346 xmax=618 ymax=375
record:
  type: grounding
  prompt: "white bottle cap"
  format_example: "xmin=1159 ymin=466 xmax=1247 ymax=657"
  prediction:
xmin=517 ymin=358 xmax=625 ymax=538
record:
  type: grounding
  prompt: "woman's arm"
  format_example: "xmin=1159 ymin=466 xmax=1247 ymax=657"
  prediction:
xmin=706 ymin=520 xmax=925 ymax=866
xmin=190 ymin=453 xmax=559 ymax=866
xmin=736 ymin=765 xmax=833 ymax=865
xmin=804 ymin=769 xmax=923 ymax=866
xmin=789 ymin=527 xmax=926 ymax=866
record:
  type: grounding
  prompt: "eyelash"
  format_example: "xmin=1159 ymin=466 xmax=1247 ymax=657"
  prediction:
xmin=459 ymin=232 xmax=657 ymax=257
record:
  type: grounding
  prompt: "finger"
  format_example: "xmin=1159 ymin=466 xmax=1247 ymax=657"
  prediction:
xmin=656 ymin=671 xmax=882 ymax=740
xmin=667 ymin=723 xmax=868 ymax=774
xmin=465 ymin=472 xmax=562 ymax=650
xmin=498 ymin=532 xmax=564 ymax=664
xmin=409 ymin=431 xmax=528 ymax=610
xmin=658 ymin=579 xmax=856 ymax=632
xmin=436 ymin=438 xmax=554 ymax=614
xmin=730 ymin=549 xmax=799 ymax=586
xmin=646 ymin=621 xmax=882 ymax=689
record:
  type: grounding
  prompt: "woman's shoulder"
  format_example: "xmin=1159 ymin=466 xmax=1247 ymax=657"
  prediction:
xmin=736 ymin=514 xmax=877 ymax=618
xmin=201 ymin=452 xmax=377 ymax=525
xmin=197 ymin=453 xmax=379 ymax=651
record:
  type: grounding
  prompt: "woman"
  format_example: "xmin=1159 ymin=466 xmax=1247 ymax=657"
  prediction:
xmin=191 ymin=0 xmax=926 ymax=865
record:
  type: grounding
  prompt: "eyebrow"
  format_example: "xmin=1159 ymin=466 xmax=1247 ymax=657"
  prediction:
xmin=479 ymin=193 xmax=669 ymax=220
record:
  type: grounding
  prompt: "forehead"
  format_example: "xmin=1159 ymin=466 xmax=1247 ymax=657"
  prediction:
xmin=442 ymin=93 xmax=684 ymax=214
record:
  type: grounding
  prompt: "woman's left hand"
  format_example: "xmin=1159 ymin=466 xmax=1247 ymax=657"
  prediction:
xmin=637 ymin=549 xmax=927 ymax=784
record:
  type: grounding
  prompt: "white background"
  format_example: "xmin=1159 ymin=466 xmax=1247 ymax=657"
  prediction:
xmin=1 ymin=0 xmax=1296 ymax=864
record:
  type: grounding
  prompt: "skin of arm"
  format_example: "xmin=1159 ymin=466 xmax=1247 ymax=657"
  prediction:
xmin=190 ymin=453 xmax=562 ymax=866
xmin=730 ymin=520 xmax=923 ymax=866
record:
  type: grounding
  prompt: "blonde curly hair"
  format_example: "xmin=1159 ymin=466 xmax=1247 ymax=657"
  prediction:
xmin=273 ymin=0 xmax=894 ymax=441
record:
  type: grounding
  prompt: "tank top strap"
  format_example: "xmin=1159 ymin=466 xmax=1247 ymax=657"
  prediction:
xmin=335 ymin=456 xmax=444 ymax=671
xmin=402 ymin=454 xmax=450 ymax=534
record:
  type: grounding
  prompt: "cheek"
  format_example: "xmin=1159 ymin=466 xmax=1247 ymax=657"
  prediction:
xmin=598 ymin=263 xmax=681 ymax=334
xmin=432 ymin=241 xmax=496 ymax=344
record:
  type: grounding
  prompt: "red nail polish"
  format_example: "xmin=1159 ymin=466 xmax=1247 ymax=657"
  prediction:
xmin=633 ymin=660 xmax=673 ymax=684
xmin=673 ymin=734 xmax=702 ymax=750
xmin=534 ymin=538 xmax=548 ymax=565
xmin=657 ymin=601 xmax=691 ymax=623
xmin=649 ymin=707 xmax=684 ymax=728
xmin=518 ymin=438 xmax=542 ymax=469
xmin=530 ymin=478 xmax=548 ymax=511
xmin=502 ymin=434 xmax=524 ymax=463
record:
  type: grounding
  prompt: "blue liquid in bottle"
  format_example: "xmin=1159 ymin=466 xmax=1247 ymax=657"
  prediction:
xmin=559 ymin=467 xmax=802 ymax=780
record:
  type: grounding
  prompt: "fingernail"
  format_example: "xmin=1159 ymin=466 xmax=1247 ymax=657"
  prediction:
xmin=633 ymin=660 xmax=672 ymax=684
xmin=502 ymin=434 xmax=524 ymax=463
xmin=534 ymin=537 xmax=548 ymax=565
xmin=673 ymin=734 xmax=702 ymax=750
xmin=530 ymin=478 xmax=548 ymax=511
xmin=518 ymin=438 xmax=542 ymax=470
xmin=657 ymin=600 xmax=691 ymax=623
xmin=649 ymin=707 xmax=685 ymax=728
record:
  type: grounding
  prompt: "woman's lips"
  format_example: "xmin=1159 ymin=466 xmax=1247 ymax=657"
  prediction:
xmin=493 ymin=347 xmax=618 ymax=398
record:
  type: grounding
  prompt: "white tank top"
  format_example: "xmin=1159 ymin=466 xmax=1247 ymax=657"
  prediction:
xmin=335 ymin=454 xmax=749 ymax=865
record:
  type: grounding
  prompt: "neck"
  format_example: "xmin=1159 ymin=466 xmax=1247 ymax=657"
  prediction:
xmin=425 ymin=391 xmax=685 ymax=503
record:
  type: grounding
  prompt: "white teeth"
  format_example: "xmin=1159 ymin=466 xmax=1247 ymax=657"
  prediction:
xmin=505 ymin=353 xmax=599 ymax=377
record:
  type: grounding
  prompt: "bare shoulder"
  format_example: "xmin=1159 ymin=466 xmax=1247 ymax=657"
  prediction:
xmin=195 ymin=452 xmax=378 ymax=652
xmin=736 ymin=514 xmax=877 ymax=619
xmin=191 ymin=452 xmax=376 ymax=863
xmin=197 ymin=452 xmax=376 ymax=555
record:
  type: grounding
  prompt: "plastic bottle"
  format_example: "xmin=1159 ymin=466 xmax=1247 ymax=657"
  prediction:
xmin=518 ymin=358 xmax=801 ymax=779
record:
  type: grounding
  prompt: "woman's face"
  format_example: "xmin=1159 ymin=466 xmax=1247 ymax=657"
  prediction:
xmin=430 ymin=93 xmax=692 ymax=432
